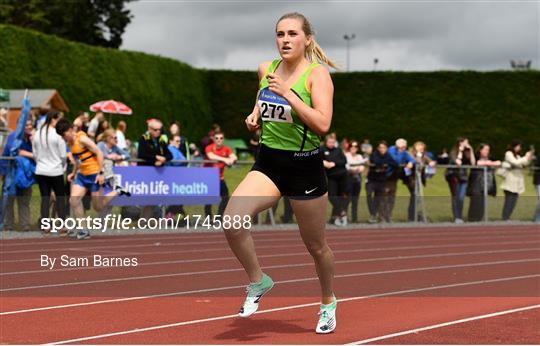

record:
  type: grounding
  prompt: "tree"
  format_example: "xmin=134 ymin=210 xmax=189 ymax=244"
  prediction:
xmin=0 ymin=0 xmax=134 ymax=48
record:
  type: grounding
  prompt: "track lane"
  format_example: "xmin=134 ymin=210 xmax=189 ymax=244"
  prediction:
xmin=1 ymin=225 xmax=538 ymax=344
xmin=1 ymin=265 xmax=538 ymax=343
xmin=356 ymin=305 xmax=540 ymax=344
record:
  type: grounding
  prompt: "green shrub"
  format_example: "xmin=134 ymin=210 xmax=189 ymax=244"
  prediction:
xmin=1 ymin=24 xmax=538 ymax=156
xmin=0 ymin=24 xmax=212 ymax=141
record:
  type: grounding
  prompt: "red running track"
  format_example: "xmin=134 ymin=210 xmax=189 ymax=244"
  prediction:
xmin=0 ymin=225 xmax=539 ymax=344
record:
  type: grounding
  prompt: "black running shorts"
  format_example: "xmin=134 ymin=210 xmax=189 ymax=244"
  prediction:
xmin=251 ymin=144 xmax=328 ymax=200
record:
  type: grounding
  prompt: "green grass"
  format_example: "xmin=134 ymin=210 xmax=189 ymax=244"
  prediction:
xmin=7 ymin=163 xmax=537 ymax=231
xmin=217 ymin=164 xmax=538 ymax=223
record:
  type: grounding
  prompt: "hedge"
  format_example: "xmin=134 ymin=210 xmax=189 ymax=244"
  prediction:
xmin=1 ymin=24 xmax=538 ymax=156
xmin=0 ymin=24 xmax=213 ymax=141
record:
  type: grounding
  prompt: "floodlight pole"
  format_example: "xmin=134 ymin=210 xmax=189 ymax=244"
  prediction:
xmin=343 ymin=34 xmax=356 ymax=72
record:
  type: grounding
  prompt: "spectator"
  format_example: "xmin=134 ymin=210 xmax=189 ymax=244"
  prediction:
xmin=2 ymin=119 xmax=34 ymax=231
xmin=200 ymin=123 xmax=221 ymax=151
xmin=204 ymin=130 xmax=237 ymax=217
xmin=533 ymin=153 xmax=540 ymax=223
xmin=367 ymin=140 xmax=398 ymax=223
xmin=137 ymin=119 xmax=172 ymax=166
xmin=168 ymin=121 xmax=189 ymax=159
xmin=136 ymin=119 xmax=171 ymax=227
xmin=345 ymin=140 xmax=366 ymax=223
xmin=437 ymin=148 xmax=450 ymax=165
xmin=261 ymin=198 xmax=293 ymax=224
xmin=87 ymin=111 xmax=104 ymax=139
xmin=64 ymin=146 xmax=78 ymax=213
xmin=34 ymin=107 xmax=49 ymax=129
xmin=168 ymin=121 xmax=179 ymax=137
xmin=116 ymin=120 xmax=128 ymax=151
xmin=445 ymin=137 xmax=476 ymax=223
xmin=322 ymin=133 xmax=348 ymax=226
xmin=125 ymin=139 xmax=136 ymax=164
xmin=279 ymin=197 xmax=294 ymax=223
xmin=73 ymin=116 xmax=83 ymax=132
xmin=95 ymin=119 xmax=109 ymax=140
xmin=97 ymin=129 xmax=130 ymax=164
xmin=467 ymin=143 xmax=500 ymax=222
xmin=73 ymin=111 xmax=89 ymax=133
xmin=33 ymin=110 xmax=67 ymax=230
xmin=500 ymin=140 xmax=534 ymax=221
xmin=248 ymin=128 xmax=261 ymax=159
xmin=167 ymin=135 xmax=187 ymax=166
xmin=340 ymin=137 xmax=350 ymax=153
xmin=164 ymin=134 xmax=188 ymax=220
xmin=82 ymin=112 xmax=91 ymax=131
xmin=387 ymin=138 xmax=415 ymax=222
xmin=0 ymin=107 xmax=8 ymax=129
xmin=361 ymin=138 xmax=373 ymax=159
xmin=407 ymin=141 xmax=436 ymax=222
xmin=188 ymin=143 xmax=204 ymax=167
xmin=96 ymin=129 xmax=131 ymax=206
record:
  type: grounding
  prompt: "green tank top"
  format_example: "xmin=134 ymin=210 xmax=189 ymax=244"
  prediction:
xmin=258 ymin=59 xmax=321 ymax=151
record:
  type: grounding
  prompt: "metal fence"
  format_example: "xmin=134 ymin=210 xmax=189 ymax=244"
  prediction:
xmin=1 ymin=156 xmax=539 ymax=230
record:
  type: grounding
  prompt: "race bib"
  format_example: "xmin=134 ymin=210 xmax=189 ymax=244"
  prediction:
xmin=258 ymin=88 xmax=293 ymax=123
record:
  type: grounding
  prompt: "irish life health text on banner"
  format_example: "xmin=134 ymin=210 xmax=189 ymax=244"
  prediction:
xmin=110 ymin=166 xmax=220 ymax=206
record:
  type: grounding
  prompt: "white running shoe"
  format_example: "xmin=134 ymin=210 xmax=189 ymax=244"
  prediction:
xmin=333 ymin=217 xmax=343 ymax=226
xmin=76 ymin=230 xmax=91 ymax=240
xmin=238 ymin=273 xmax=274 ymax=318
xmin=316 ymin=295 xmax=337 ymax=334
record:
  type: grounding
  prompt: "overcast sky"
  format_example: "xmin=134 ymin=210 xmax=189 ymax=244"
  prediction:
xmin=122 ymin=1 xmax=539 ymax=71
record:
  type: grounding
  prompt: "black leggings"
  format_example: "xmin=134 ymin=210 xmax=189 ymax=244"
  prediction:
xmin=327 ymin=174 xmax=348 ymax=218
xmin=205 ymin=180 xmax=229 ymax=217
xmin=35 ymin=174 xmax=67 ymax=220
xmin=502 ymin=190 xmax=519 ymax=220
xmin=345 ymin=177 xmax=361 ymax=222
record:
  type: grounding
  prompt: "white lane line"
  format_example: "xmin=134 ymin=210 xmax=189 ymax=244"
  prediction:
xmin=1 ymin=255 xmax=538 ymax=293
xmin=2 ymin=239 xmax=538 ymax=265
xmin=44 ymin=274 xmax=540 ymax=345
xmin=2 ymin=258 xmax=539 ymax=313
xmin=2 ymin=246 xmax=538 ymax=276
xmin=1 ymin=233 xmax=536 ymax=255
xmin=346 ymin=304 xmax=540 ymax=345
xmin=64 ymin=247 xmax=140 ymax=256
xmin=3 ymin=225 xmax=536 ymax=247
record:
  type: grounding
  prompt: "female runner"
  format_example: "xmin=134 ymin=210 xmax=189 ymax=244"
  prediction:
xmin=223 ymin=12 xmax=338 ymax=333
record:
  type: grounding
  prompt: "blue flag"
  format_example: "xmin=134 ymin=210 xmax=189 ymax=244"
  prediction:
xmin=9 ymin=96 xmax=31 ymax=157
xmin=1 ymin=93 xmax=31 ymax=230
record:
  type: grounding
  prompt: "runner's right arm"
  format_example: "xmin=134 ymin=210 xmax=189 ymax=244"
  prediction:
xmin=245 ymin=61 xmax=272 ymax=131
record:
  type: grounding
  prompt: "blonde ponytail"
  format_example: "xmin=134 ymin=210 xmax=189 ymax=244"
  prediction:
xmin=306 ymin=39 xmax=339 ymax=70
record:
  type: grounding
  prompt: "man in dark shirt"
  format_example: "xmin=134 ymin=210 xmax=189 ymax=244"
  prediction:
xmin=137 ymin=119 xmax=172 ymax=166
xmin=366 ymin=141 xmax=398 ymax=223
xmin=388 ymin=138 xmax=415 ymax=222
xmin=322 ymin=133 xmax=348 ymax=226
xmin=136 ymin=119 xmax=172 ymax=220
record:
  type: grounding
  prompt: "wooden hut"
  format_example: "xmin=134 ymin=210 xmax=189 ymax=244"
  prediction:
xmin=0 ymin=89 xmax=69 ymax=131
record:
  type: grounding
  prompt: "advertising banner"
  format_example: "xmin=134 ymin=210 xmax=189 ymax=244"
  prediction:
xmin=110 ymin=166 xmax=221 ymax=206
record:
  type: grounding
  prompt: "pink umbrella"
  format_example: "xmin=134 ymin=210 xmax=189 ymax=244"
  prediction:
xmin=89 ymin=100 xmax=132 ymax=115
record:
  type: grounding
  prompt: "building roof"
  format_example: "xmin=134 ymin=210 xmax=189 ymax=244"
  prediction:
xmin=0 ymin=89 xmax=69 ymax=112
